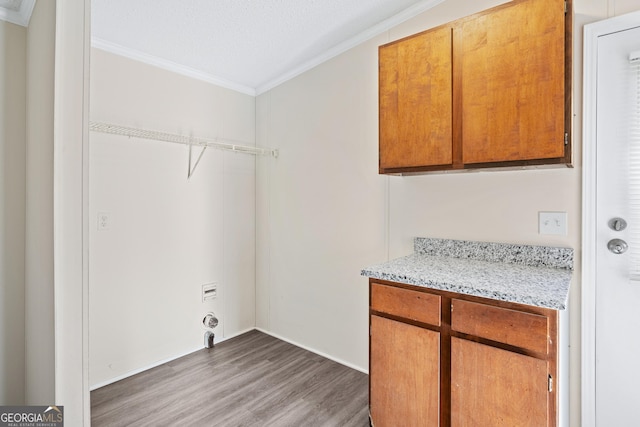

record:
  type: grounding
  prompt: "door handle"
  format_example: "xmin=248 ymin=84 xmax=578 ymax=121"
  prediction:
xmin=608 ymin=238 xmax=628 ymax=254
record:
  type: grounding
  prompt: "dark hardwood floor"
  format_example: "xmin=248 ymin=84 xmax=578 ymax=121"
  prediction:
xmin=91 ymin=330 xmax=370 ymax=426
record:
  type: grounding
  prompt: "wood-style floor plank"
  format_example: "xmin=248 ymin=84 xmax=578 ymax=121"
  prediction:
xmin=91 ymin=330 xmax=369 ymax=426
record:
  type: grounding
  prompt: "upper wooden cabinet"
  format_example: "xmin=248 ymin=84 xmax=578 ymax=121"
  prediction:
xmin=379 ymin=0 xmax=572 ymax=174
xmin=379 ymin=26 xmax=453 ymax=169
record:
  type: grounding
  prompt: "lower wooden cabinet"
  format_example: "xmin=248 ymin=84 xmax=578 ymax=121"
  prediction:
xmin=369 ymin=281 xmax=558 ymax=427
xmin=451 ymin=338 xmax=549 ymax=427
xmin=370 ymin=315 xmax=440 ymax=426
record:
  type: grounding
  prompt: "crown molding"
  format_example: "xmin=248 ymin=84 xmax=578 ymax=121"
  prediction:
xmin=91 ymin=38 xmax=257 ymax=96
xmin=0 ymin=0 xmax=35 ymax=27
xmin=255 ymin=0 xmax=444 ymax=94
xmin=91 ymin=0 xmax=443 ymax=97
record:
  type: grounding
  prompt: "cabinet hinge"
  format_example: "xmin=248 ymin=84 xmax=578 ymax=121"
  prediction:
xmin=548 ymin=375 xmax=553 ymax=392
xmin=564 ymin=132 xmax=569 ymax=145
xmin=564 ymin=1 xmax=568 ymax=14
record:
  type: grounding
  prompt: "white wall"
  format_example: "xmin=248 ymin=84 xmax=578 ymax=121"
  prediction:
xmin=89 ymin=49 xmax=256 ymax=387
xmin=52 ymin=0 xmax=90 ymax=422
xmin=256 ymin=0 xmax=539 ymax=372
xmin=576 ymin=0 xmax=640 ymax=16
xmin=256 ymin=1 xmax=640 ymax=426
xmin=47 ymin=0 xmax=640 ymax=423
xmin=0 ymin=18 xmax=26 ymax=405
xmin=256 ymin=37 xmax=386 ymax=371
xmin=25 ymin=0 xmax=56 ymax=405
xmin=0 ymin=0 xmax=57 ymax=406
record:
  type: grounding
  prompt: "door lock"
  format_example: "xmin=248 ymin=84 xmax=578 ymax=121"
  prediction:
xmin=607 ymin=238 xmax=628 ymax=254
xmin=608 ymin=217 xmax=627 ymax=231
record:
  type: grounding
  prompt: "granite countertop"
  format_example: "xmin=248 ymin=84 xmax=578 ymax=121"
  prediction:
xmin=361 ymin=238 xmax=573 ymax=310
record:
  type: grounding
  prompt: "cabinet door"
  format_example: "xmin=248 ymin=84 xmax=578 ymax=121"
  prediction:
xmin=370 ymin=315 xmax=440 ymax=427
xmin=451 ymin=337 xmax=549 ymax=427
xmin=379 ymin=26 xmax=453 ymax=171
xmin=460 ymin=0 xmax=566 ymax=164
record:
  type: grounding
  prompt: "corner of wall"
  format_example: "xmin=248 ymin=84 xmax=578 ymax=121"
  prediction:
xmin=25 ymin=0 xmax=56 ymax=405
xmin=0 ymin=17 xmax=27 ymax=406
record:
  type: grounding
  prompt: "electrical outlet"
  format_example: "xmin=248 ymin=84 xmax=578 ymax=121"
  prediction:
xmin=539 ymin=212 xmax=567 ymax=235
xmin=97 ymin=212 xmax=111 ymax=231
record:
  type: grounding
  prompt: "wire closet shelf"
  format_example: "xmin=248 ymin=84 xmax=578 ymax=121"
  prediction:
xmin=89 ymin=121 xmax=278 ymax=157
xmin=89 ymin=121 xmax=278 ymax=179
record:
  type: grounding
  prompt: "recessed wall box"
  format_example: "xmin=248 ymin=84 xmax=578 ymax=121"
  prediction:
xmin=202 ymin=283 xmax=217 ymax=302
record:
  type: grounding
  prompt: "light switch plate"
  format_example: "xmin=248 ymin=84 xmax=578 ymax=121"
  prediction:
xmin=539 ymin=212 xmax=567 ymax=235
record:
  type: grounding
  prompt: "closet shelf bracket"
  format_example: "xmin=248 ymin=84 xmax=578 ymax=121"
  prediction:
xmin=188 ymin=144 xmax=207 ymax=179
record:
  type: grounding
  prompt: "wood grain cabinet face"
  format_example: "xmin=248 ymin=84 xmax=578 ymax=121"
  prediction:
xmin=451 ymin=299 xmax=549 ymax=354
xmin=451 ymin=338 xmax=549 ymax=427
xmin=378 ymin=0 xmax=571 ymax=174
xmin=369 ymin=281 xmax=558 ymax=426
xmin=371 ymin=283 xmax=441 ymax=326
xmin=461 ymin=0 xmax=566 ymax=164
xmin=379 ymin=26 xmax=453 ymax=170
xmin=370 ymin=315 xmax=440 ymax=427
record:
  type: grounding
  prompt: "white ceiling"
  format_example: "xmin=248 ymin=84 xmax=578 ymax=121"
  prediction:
xmin=0 ymin=0 xmax=34 ymax=26
xmin=0 ymin=0 xmax=23 ymax=12
xmin=91 ymin=0 xmax=444 ymax=95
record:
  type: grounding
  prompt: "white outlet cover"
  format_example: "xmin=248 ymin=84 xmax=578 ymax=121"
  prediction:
xmin=539 ymin=212 xmax=567 ymax=235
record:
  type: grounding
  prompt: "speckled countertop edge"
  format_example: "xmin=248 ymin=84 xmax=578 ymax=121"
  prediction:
xmin=415 ymin=237 xmax=574 ymax=270
xmin=362 ymin=238 xmax=573 ymax=310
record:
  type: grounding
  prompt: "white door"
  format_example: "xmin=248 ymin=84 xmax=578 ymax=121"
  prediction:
xmin=592 ymin=21 xmax=640 ymax=426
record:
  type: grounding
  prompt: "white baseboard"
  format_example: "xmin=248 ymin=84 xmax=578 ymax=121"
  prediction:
xmin=90 ymin=346 xmax=201 ymax=391
xmin=90 ymin=327 xmax=367 ymax=390
xmin=89 ymin=327 xmax=256 ymax=391
xmin=217 ymin=327 xmax=256 ymax=343
xmin=255 ymin=327 xmax=369 ymax=375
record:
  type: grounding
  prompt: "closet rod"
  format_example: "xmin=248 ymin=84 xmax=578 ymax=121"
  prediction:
xmin=89 ymin=121 xmax=278 ymax=158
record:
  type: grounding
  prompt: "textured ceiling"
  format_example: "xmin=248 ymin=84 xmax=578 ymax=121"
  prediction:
xmin=0 ymin=0 xmax=22 ymax=12
xmin=0 ymin=0 xmax=34 ymax=26
xmin=91 ymin=0 xmax=443 ymax=95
